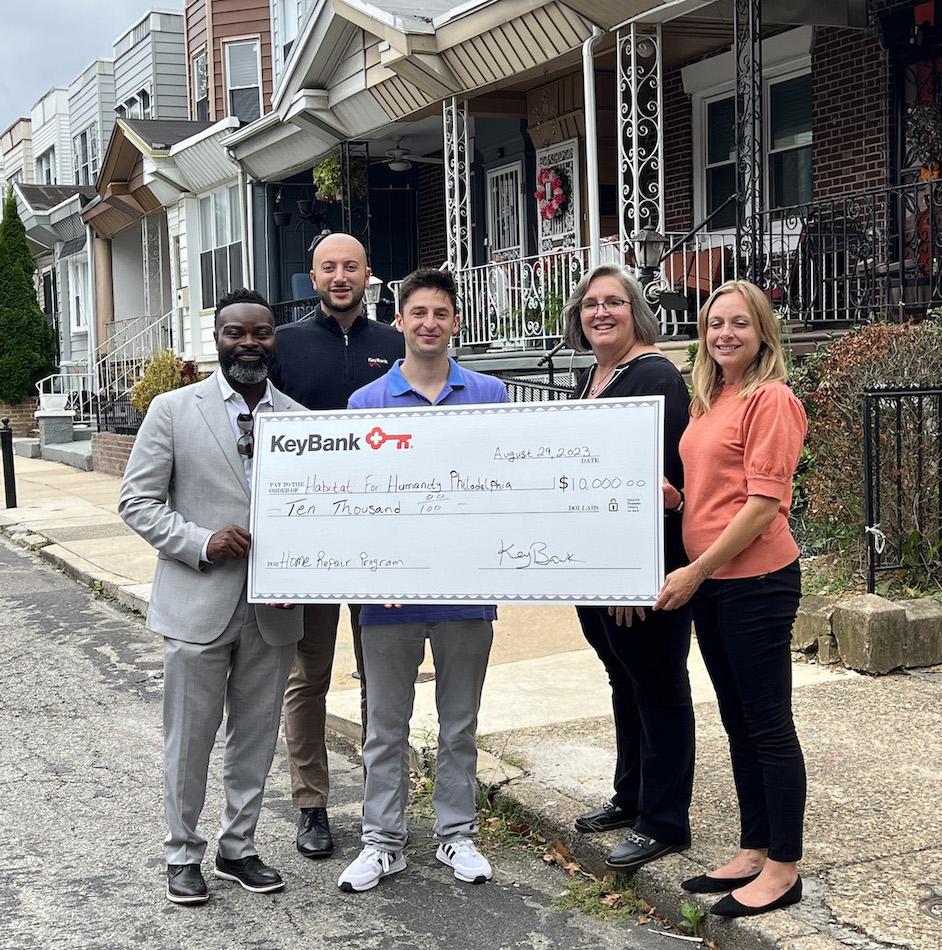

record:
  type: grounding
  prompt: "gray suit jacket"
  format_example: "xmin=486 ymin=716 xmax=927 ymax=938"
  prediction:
xmin=119 ymin=375 xmax=304 ymax=647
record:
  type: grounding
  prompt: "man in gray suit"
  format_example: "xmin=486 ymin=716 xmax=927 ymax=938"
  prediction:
xmin=119 ymin=288 xmax=304 ymax=905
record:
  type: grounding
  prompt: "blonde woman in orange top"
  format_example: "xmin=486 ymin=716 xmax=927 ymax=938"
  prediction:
xmin=653 ymin=280 xmax=807 ymax=919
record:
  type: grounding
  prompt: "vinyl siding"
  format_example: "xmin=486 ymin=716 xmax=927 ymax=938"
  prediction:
xmin=115 ymin=26 xmax=188 ymax=120
xmin=31 ymin=90 xmax=73 ymax=184
xmin=68 ymin=63 xmax=116 ymax=176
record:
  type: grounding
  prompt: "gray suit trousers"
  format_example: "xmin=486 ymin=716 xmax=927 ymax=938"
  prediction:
xmin=163 ymin=595 xmax=297 ymax=865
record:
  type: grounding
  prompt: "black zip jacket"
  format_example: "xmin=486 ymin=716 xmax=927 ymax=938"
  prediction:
xmin=268 ymin=305 xmax=405 ymax=410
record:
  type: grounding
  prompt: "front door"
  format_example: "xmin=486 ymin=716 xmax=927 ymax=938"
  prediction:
xmin=485 ymin=161 xmax=525 ymax=262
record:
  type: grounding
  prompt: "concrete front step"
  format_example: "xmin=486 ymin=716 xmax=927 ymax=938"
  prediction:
xmin=42 ymin=440 xmax=94 ymax=471
xmin=13 ymin=439 xmax=41 ymax=459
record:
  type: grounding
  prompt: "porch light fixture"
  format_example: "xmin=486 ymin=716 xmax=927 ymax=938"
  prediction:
xmin=364 ymin=274 xmax=384 ymax=320
xmin=630 ymin=228 xmax=667 ymax=287
xmin=387 ymin=158 xmax=412 ymax=172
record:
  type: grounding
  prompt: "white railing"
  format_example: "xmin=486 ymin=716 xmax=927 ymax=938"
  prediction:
xmin=95 ymin=310 xmax=173 ymax=405
xmin=35 ymin=372 xmax=95 ymax=425
xmin=97 ymin=313 xmax=160 ymax=356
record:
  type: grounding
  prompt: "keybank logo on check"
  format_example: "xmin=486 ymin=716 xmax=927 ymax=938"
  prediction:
xmin=269 ymin=426 xmax=413 ymax=455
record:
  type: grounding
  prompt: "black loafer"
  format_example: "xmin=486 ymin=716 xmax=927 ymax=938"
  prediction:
xmin=711 ymin=876 xmax=802 ymax=917
xmin=214 ymin=854 xmax=285 ymax=893
xmin=682 ymin=871 xmax=761 ymax=894
xmin=297 ymin=806 xmax=333 ymax=858
xmin=605 ymin=829 xmax=686 ymax=873
xmin=166 ymin=863 xmax=209 ymax=905
xmin=574 ymin=801 xmax=637 ymax=834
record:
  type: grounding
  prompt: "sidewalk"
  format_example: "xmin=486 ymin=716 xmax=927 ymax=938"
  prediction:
xmin=3 ymin=451 xmax=939 ymax=950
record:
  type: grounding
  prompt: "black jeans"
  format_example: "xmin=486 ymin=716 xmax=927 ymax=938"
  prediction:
xmin=691 ymin=559 xmax=805 ymax=863
xmin=577 ymin=604 xmax=695 ymax=846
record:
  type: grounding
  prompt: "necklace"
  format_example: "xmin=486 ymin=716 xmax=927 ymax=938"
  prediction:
xmin=589 ymin=366 xmax=618 ymax=396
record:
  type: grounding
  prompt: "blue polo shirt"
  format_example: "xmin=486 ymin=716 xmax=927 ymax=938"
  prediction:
xmin=348 ymin=358 xmax=509 ymax=626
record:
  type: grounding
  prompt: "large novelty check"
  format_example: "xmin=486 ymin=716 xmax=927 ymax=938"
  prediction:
xmin=248 ymin=398 xmax=664 ymax=606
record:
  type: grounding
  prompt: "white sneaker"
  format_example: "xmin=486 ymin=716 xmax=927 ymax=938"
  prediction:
xmin=436 ymin=837 xmax=493 ymax=884
xmin=338 ymin=846 xmax=406 ymax=892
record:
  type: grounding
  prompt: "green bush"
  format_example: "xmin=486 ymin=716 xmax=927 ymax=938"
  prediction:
xmin=791 ymin=319 xmax=942 ymax=590
xmin=130 ymin=350 xmax=200 ymax=413
xmin=0 ymin=188 xmax=57 ymax=404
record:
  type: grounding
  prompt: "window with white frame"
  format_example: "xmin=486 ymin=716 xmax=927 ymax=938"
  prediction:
xmin=67 ymin=257 xmax=89 ymax=332
xmin=199 ymin=184 xmax=243 ymax=310
xmin=36 ymin=147 xmax=56 ymax=184
xmin=192 ymin=50 xmax=209 ymax=121
xmin=139 ymin=89 xmax=151 ymax=120
xmin=280 ymin=0 xmax=301 ymax=58
xmin=73 ymin=124 xmax=99 ymax=185
xmin=688 ymin=28 xmax=813 ymax=228
xmin=225 ymin=39 xmax=262 ymax=124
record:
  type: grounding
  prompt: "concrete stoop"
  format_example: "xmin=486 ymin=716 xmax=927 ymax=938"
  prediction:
xmin=41 ymin=440 xmax=93 ymax=471
xmin=13 ymin=438 xmax=41 ymax=459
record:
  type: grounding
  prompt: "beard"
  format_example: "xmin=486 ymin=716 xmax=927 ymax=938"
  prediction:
xmin=219 ymin=349 xmax=273 ymax=385
xmin=323 ymin=285 xmax=365 ymax=313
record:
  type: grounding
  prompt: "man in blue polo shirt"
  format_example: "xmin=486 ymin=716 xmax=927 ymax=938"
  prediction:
xmin=338 ymin=267 xmax=508 ymax=893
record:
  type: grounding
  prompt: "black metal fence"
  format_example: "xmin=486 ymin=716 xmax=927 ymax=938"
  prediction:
xmin=98 ymin=393 xmax=145 ymax=436
xmin=863 ymin=386 xmax=942 ymax=592
xmin=499 ymin=374 xmax=576 ymax=403
xmin=273 ymin=297 xmax=318 ymax=327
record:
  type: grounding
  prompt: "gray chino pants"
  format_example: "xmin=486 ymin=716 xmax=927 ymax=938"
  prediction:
xmin=162 ymin=598 xmax=297 ymax=865
xmin=360 ymin=620 xmax=493 ymax=851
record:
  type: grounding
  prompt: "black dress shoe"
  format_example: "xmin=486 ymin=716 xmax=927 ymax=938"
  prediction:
xmin=605 ymin=829 xmax=687 ymax=873
xmin=682 ymin=871 xmax=761 ymax=894
xmin=166 ymin=863 xmax=209 ymax=905
xmin=574 ymin=801 xmax=638 ymax=834
xmin=297 ymin=806 xmax=333 ymax=858
xmin=711 ymin=876 xmax=802 ymax=917
xmin=213 ymin=854 xmax=285 ymax=893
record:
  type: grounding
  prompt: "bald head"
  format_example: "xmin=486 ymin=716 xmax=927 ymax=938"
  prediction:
xmin=310 ymin=232 xmax=371 ymax=327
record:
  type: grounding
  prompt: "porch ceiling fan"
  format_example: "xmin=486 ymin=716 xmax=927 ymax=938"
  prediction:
xmin=372 ymin=139 xmax=444 ymax=172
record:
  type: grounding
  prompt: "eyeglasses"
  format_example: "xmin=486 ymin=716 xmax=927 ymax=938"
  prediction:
xmin=580 ymin=296 xmax=630 ymax=315
xmin=236 ymin=412 xmax=254 ymax=460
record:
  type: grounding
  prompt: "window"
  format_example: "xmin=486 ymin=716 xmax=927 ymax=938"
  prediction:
xmin=198 ymin=184 xmax=243 ymax=310
xmin=68 ymin=257 xmax=89 ymax=332
xmin=73 ymin=124 xmax=99 ymax=186
xmin=36 ymin=147 xmax=56 ymax=185
xmin=704 ymin=96 xmax=736 ymax=228
xmin=768 ymin=73 xmax=812 ymax=209
xmin=192 ymin=51 xmax=209 ymax=121
xmin=139 ymin=89 xmax=151 ymax=120
xmin=225 ymin=40 xmax=261 ymax=124
xmin=281 ymin=0 xmax=301 ymax=58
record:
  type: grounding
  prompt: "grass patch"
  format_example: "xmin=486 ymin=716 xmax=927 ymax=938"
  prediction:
xmin=554 ymin=873 xmax=648 ymax=922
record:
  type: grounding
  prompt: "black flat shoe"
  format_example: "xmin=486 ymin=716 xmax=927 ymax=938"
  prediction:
xmin=214 ymin=854 xmax=285 ymax=893
xmin=297 ymin=806 xmax=333 ymax=858
xmin=605 ymin=829 xmax=687 ymax=873
xmin=166 ymin=863 xmax=209 ymax=905
xmin=711 ymin=876 xmax=802 ymax=917
xmin=682 ymin=871 xmax=761 ymax=894
xmin=574 ymin=802 xmax=637 ymax=834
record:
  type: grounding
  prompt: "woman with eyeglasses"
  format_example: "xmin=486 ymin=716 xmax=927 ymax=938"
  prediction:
xmin=653 ymin=280 xmax=806 ymax=918
xmin=562 ymin=264 xmax=695 ymax=875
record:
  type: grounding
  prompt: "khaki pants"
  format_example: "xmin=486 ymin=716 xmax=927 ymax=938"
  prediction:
xmin=283 ymin=603 xmax=364 ymax=808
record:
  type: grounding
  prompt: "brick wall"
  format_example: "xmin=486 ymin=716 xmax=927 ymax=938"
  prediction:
xmin=0 ymin=398 xmax=38 ymax=437
xmin=91 ymin=432 xmax=136 ymax=477
xmin=663 ymin=63 xmax=694 ymax=232
xmin=416 ymin=163 xmax=447 ymax=268
xmin=812 ymin=25 xmax=891 ymax=200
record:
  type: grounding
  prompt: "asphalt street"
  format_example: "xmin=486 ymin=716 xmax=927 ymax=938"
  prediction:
xmin=0 ymin=537 xmax=683 ymax=950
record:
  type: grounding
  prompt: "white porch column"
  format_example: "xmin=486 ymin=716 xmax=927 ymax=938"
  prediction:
xmin=583 ymin=26 xmax=604 ymax=268
xmin=443 ymin=97 xmax=472 ymax=272
xmin=617 ymin=24 xmax=666 ymax=252
xmin=85 ymin=224 xmax=98 ymax=404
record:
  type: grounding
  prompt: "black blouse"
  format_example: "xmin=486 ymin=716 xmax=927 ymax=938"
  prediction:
xmin=573 ymin=353 xmax=690 ymax=572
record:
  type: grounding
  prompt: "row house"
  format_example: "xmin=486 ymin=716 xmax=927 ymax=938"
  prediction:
xmin=31 ymin=88 xmax=73 ymax=186
xmin=1 ymin=118 xmax=35 ymax=187
xmin=216 ymin=0 xmax=938 ymax=364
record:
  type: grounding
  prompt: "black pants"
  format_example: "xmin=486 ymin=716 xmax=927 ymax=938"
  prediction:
xmin=577 ymin=604 xmax=695 ymax=846
xmin=691 ymin=559 xmax=805 ymax=863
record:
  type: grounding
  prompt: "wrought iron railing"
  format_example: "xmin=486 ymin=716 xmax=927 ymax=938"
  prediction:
xmin=273 ymin=297 xmax=317 ymax=327
xmin=495 ymin=374 xmax=576 ymax=403
xmin=34 ymin=372 xmax=96 ymax=426
xmin=98 ymin=392 xmax=145 ymax=436
xmin=95 ymin=310 xmax=173 ymax=406
xmin=863 ymin=386 xmax=942 ymax=592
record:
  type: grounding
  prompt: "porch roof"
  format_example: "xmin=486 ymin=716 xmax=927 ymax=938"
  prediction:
xmin=14 ymin=183 xmax=97 ymax=251
xmin=225 ymin=0 xmax=670 ymax=181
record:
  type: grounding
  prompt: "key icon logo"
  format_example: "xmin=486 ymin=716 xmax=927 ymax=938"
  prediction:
xmin=366 ymin=426 xmax=413 ymax=450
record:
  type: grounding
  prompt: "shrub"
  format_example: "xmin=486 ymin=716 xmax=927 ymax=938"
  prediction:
xmin=791 ymin=319 xmax=942 ymax=588
xmin=130 ymin=350 xmax=200 ymax=413
xmin=0 ymin=188 xmax=57 ymax=404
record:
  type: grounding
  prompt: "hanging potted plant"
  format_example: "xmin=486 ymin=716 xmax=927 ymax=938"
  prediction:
xmin=272 ymin=189 xmax=292 ymax=227
xmin=905 ymin=101 xmax=942 ymax=179
xmin=312 ymin=155 xmax=344 ymax=202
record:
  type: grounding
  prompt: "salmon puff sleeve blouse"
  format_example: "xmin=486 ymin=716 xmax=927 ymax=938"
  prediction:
xmin=679 ymin=382 xmax=807 ymax=579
